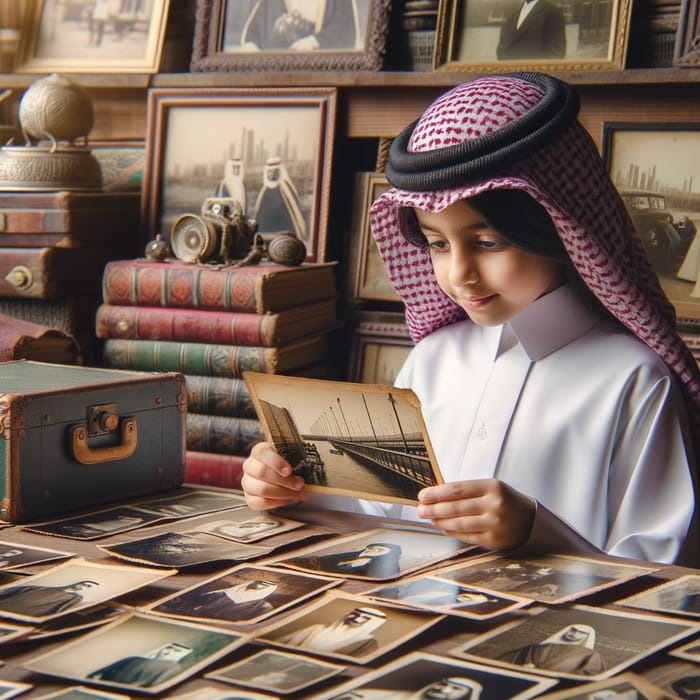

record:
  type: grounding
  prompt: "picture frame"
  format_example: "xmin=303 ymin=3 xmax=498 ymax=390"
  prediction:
xmin=142 ymin=88 xmax=336 ymax=262
xmin=601 ymin=121 xmax=700 ymax=322
xmin=16 ymin=0 xmax=171 ymax=74
xmin=618 ymin=573 xmax=700 ymax=619
xmin=675 ymin=0 xmax=700 ymax=66
xmin=349 ymin=316 xmax=413 ymax=384
xmin=347 ymin=171 xmax=401 ymax=304
xmin=433 ymin=0 xmax=633 ymax=71
xmin=190 ymin=0 xmax=392 ymax=72
xmin=242 ymin=372 xmax=441 ymax=505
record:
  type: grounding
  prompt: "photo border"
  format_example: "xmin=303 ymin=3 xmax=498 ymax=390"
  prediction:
xmin=601 ymin=120 xmax=700 ymax=323
xmin=434 ymin=0 xmax=633 ymax=71
xmin=142 ymin=87 xmax=336 ymax=262
xmin=190 ymin=0 xmax=391 ymax=72
xmin=16 ymin=0 xmax=170 ymax=74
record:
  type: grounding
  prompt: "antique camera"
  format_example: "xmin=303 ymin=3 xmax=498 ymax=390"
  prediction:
xmin=170 ymin=197 xmax=256 ymax=265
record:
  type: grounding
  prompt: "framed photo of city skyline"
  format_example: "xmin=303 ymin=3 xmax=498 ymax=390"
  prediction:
xmin=141 ymin=87 xmax=337 ymax=262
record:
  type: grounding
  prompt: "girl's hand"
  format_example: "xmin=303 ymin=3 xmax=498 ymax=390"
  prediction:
xmin=241 ymin=442 xmax=308 ymax=511
xmin=416 ymin=479 xmax=536 ymax=550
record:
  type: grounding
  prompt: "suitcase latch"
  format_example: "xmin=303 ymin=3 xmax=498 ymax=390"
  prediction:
xmin=70 ymin=404 xmax=137 ymax=465
xmin=87 ymin=403 xmax=120 ymax=436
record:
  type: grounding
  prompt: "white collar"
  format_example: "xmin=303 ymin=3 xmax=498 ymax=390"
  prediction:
xmin=484 ymin=284 xmax=603 ymax=362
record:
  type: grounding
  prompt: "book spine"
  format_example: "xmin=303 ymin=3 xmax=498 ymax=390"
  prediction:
xmin=102 ymin=339 xmax=276 ymax=377
xmin=186 ymin=414 xmax=264 ymax=455
xmin=185 ymin=451 xmax=245 ymax=490
xmin=102 ymin=262 xmax=264 ymax=312
xmin=95 ymin=304 xmax=275 ymax=346
xmin=185 ymin=374 xmax=257 ymax=418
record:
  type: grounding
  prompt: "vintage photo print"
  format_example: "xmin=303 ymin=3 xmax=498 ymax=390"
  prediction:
xmin=0 ymin=558 xmax=175 ymax=623
xmin=0 ymin=619 xmax=33 ymax=645
xmin=642 ymin=659 xmax=700 ymax=699
xmin=258 ymin=591 xmax=444 ymax=664
xmin=0 ymin=680 xmax=35 ymax=699
xmin=0 ymin=540 xmax=73 ymax=570
xmin=24 ymin=506 xmax=166 ymax=540
xmin=168 ymin=687 xmax=273 ymax=700
xmin=619 ymin=573 xmax=700 ymax=619
xmin=27 ymin=604 xmax=125 ymax=641
xmin=130 ymin=490 xmax=247 ymax=519
xmin=243 ymin=372 xmax=442 ymax=505
xmin=34 ymin=686 xmax=130 ymax=699
xmin=312 ymin=650 xmax=556 ymax=700
xmin=206 ymin=648 xmax=346 ymax=695
xmin=364 ymin=575 xmax=530 ymax=620
xmin=24 ymin=613 xmax=249 ymax=695
xmin=191 ymin=511 xmax=305 ymax=544
xmin=149 ymin=564 xmax=339 ymax=625
xmin=669 ymin=635 xmax=700 ymax=663
xmin=434 ymin=552 xmax=654 ymax=603
xmin=452 ymin=604 xmax=700 ymax=682
xmin=99 ymin=531 xmax=271 ymax=569
xmin=534 ymin=670 xmax=672 ymax=698
xmin=270 ymin=527 xmax=474 ymax=581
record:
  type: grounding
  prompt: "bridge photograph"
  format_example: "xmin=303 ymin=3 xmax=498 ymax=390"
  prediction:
xmin=243 ymin=374 xmax=443 ymax=504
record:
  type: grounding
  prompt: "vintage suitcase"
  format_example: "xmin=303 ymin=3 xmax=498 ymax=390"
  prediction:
xmin=0 ymin=360 xmax=187 ymax=523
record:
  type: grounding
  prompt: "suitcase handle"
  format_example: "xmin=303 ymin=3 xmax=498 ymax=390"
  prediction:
xmin=69 ymin=417 xmax=137 ymax=464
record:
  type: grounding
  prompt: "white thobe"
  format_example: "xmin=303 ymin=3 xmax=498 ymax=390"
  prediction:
xmin=313 ymin=285 xmax=695 ymax=564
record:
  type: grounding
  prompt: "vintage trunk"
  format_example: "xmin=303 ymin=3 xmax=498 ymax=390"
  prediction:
xmin=0 ymin=361 xmax=187 ymax=523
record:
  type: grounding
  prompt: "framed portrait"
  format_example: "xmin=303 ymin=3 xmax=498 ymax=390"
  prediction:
xmin=347 ymin=172 xmax=401 ymax=303
xmin=349 ymin=316 xmax=413 ymax=384
xmin=602 ymin=122 xmax=700 ymax=322
xmin=190 ymin=0 xmax=392 ymax=72
xmin=675 ymin=0 xmax=700 ymax=66
xmin=433 ymin=0 xmax=633 ymax=71
xmin=142 ymin=88 xmax=336 ymax=262
xmin=16 ymin=0 xmax=171 ymax=74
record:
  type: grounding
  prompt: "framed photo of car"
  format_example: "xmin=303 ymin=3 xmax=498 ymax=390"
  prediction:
xmin=602 ymin=122 xmax=700 ymax=323
xmin=433 ymin=0 xmax=633 ymax=72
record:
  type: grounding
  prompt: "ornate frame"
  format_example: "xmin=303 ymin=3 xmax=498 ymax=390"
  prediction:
xmin=191 ymin=0 xmax=391 ymax=71
xmin=434 ymin=0 xmax=633 ymax=72
xmin=675 ymin=0 xmax=700 ymax=65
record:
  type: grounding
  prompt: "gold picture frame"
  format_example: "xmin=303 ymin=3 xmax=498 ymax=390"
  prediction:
xmin=191 ymin=0 xmax=392 ymax=72
xmin=16 ymin=0 xmax=171 ymax=74
xmin=434 ymin=0 xmax=633 ymax=72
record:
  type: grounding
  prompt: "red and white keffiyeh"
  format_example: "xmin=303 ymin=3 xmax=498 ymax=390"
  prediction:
xmin=369 ymin=74 xmax=700 ymax=410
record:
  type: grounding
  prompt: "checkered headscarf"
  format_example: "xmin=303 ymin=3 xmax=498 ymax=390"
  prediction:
xmin=369 ymin=73 xmax=700 ymax=410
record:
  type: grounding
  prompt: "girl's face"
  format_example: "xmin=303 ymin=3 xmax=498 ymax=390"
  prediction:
xmin=414 ymin=199 xmax=564 ymax=326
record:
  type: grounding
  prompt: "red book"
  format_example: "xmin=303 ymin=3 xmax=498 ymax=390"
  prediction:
xmin=102 ymin=259 xmax=337 ymax=313
xmin=95 ymin=298 xmax=338 ymax=347
xmin=185 ymin=451 xmax=245 ymax=490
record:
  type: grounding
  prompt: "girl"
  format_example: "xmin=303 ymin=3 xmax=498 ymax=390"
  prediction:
xmin=242 ymin=73 xmax=699 ymax=566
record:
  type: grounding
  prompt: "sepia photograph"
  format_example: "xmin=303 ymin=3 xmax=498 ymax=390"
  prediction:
xmin=33 ymin=685 xmax=131 ymax=699
xmin=452 ymin=604 xmax=700 ymax=682
xmin=243 ymin=372 xmax=442 ymax=504
xmin=642 ymin=659 xmax=700 ymax=699
xmin=434 ymin=0 xmax=632 ymax=71
xmin=99 ymin=531 xmax=271 ymax=569
xmin=0 ymin=540 xmax=73 ymax=570
xmin=433 ymin=552 xmax=654 ymax=603
xmin=311 ymin=650 xmax=556 ymax=700
xmin=149 ymin=564 xmax=339 ymax=624
xmin=0 ymin=620 xmax=33 ymax=646
xmin=27 ymin=603 xmax=125 ymax=641
xmin=191 ymin=511 xmax=305 ymax=544
xmin=206 ymin=648 xmax=346 ymax=694
xmin=603 ymin=122 xmax=700 ymax=323
xmin=348 ymin=319 xmax=414 ymax=385
xmin=191 ymin=0 xmax=391 ymax=72
xmin=364 ymin=574 xmax=530 ymax=620
xmin=270 ymin=527 xmax=474 ymax=582
xmin=142 ymin=88 xmax=336 ymax=261
xmin=16 ymin=0 xmax=170 ymax=73
xmin=534 ymin=670 xmax=673 ymax=698
xmin=25 ymin=613 xmax=249 ymax=695
xmin=258 ymin=591 xmax=444 ymax=664
xmin=618 ymin=573 xmax=700 ymax=619
xmin=131 ymin=489 xmax=247 ymax=518
xmin=24 ymin=506 xmax=166 ymax=540
xmin=0 ymin=558 xmax=175 ymax=623
xmin=669 ymin=635 xmax=700 ymax=664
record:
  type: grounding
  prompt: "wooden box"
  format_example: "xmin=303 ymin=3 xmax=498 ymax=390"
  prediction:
xmin=0 ymin=361 xmax=187 ymax=523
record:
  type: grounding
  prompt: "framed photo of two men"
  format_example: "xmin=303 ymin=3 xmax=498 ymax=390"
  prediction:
xmin=434 ymin=0 xmax=633 ymax=71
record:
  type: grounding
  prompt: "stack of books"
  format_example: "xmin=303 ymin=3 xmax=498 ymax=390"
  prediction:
xmin=97 ymin=258 xmax=339 ymax=489
xmin=0 ymin=190 xmax=141 ymax=364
